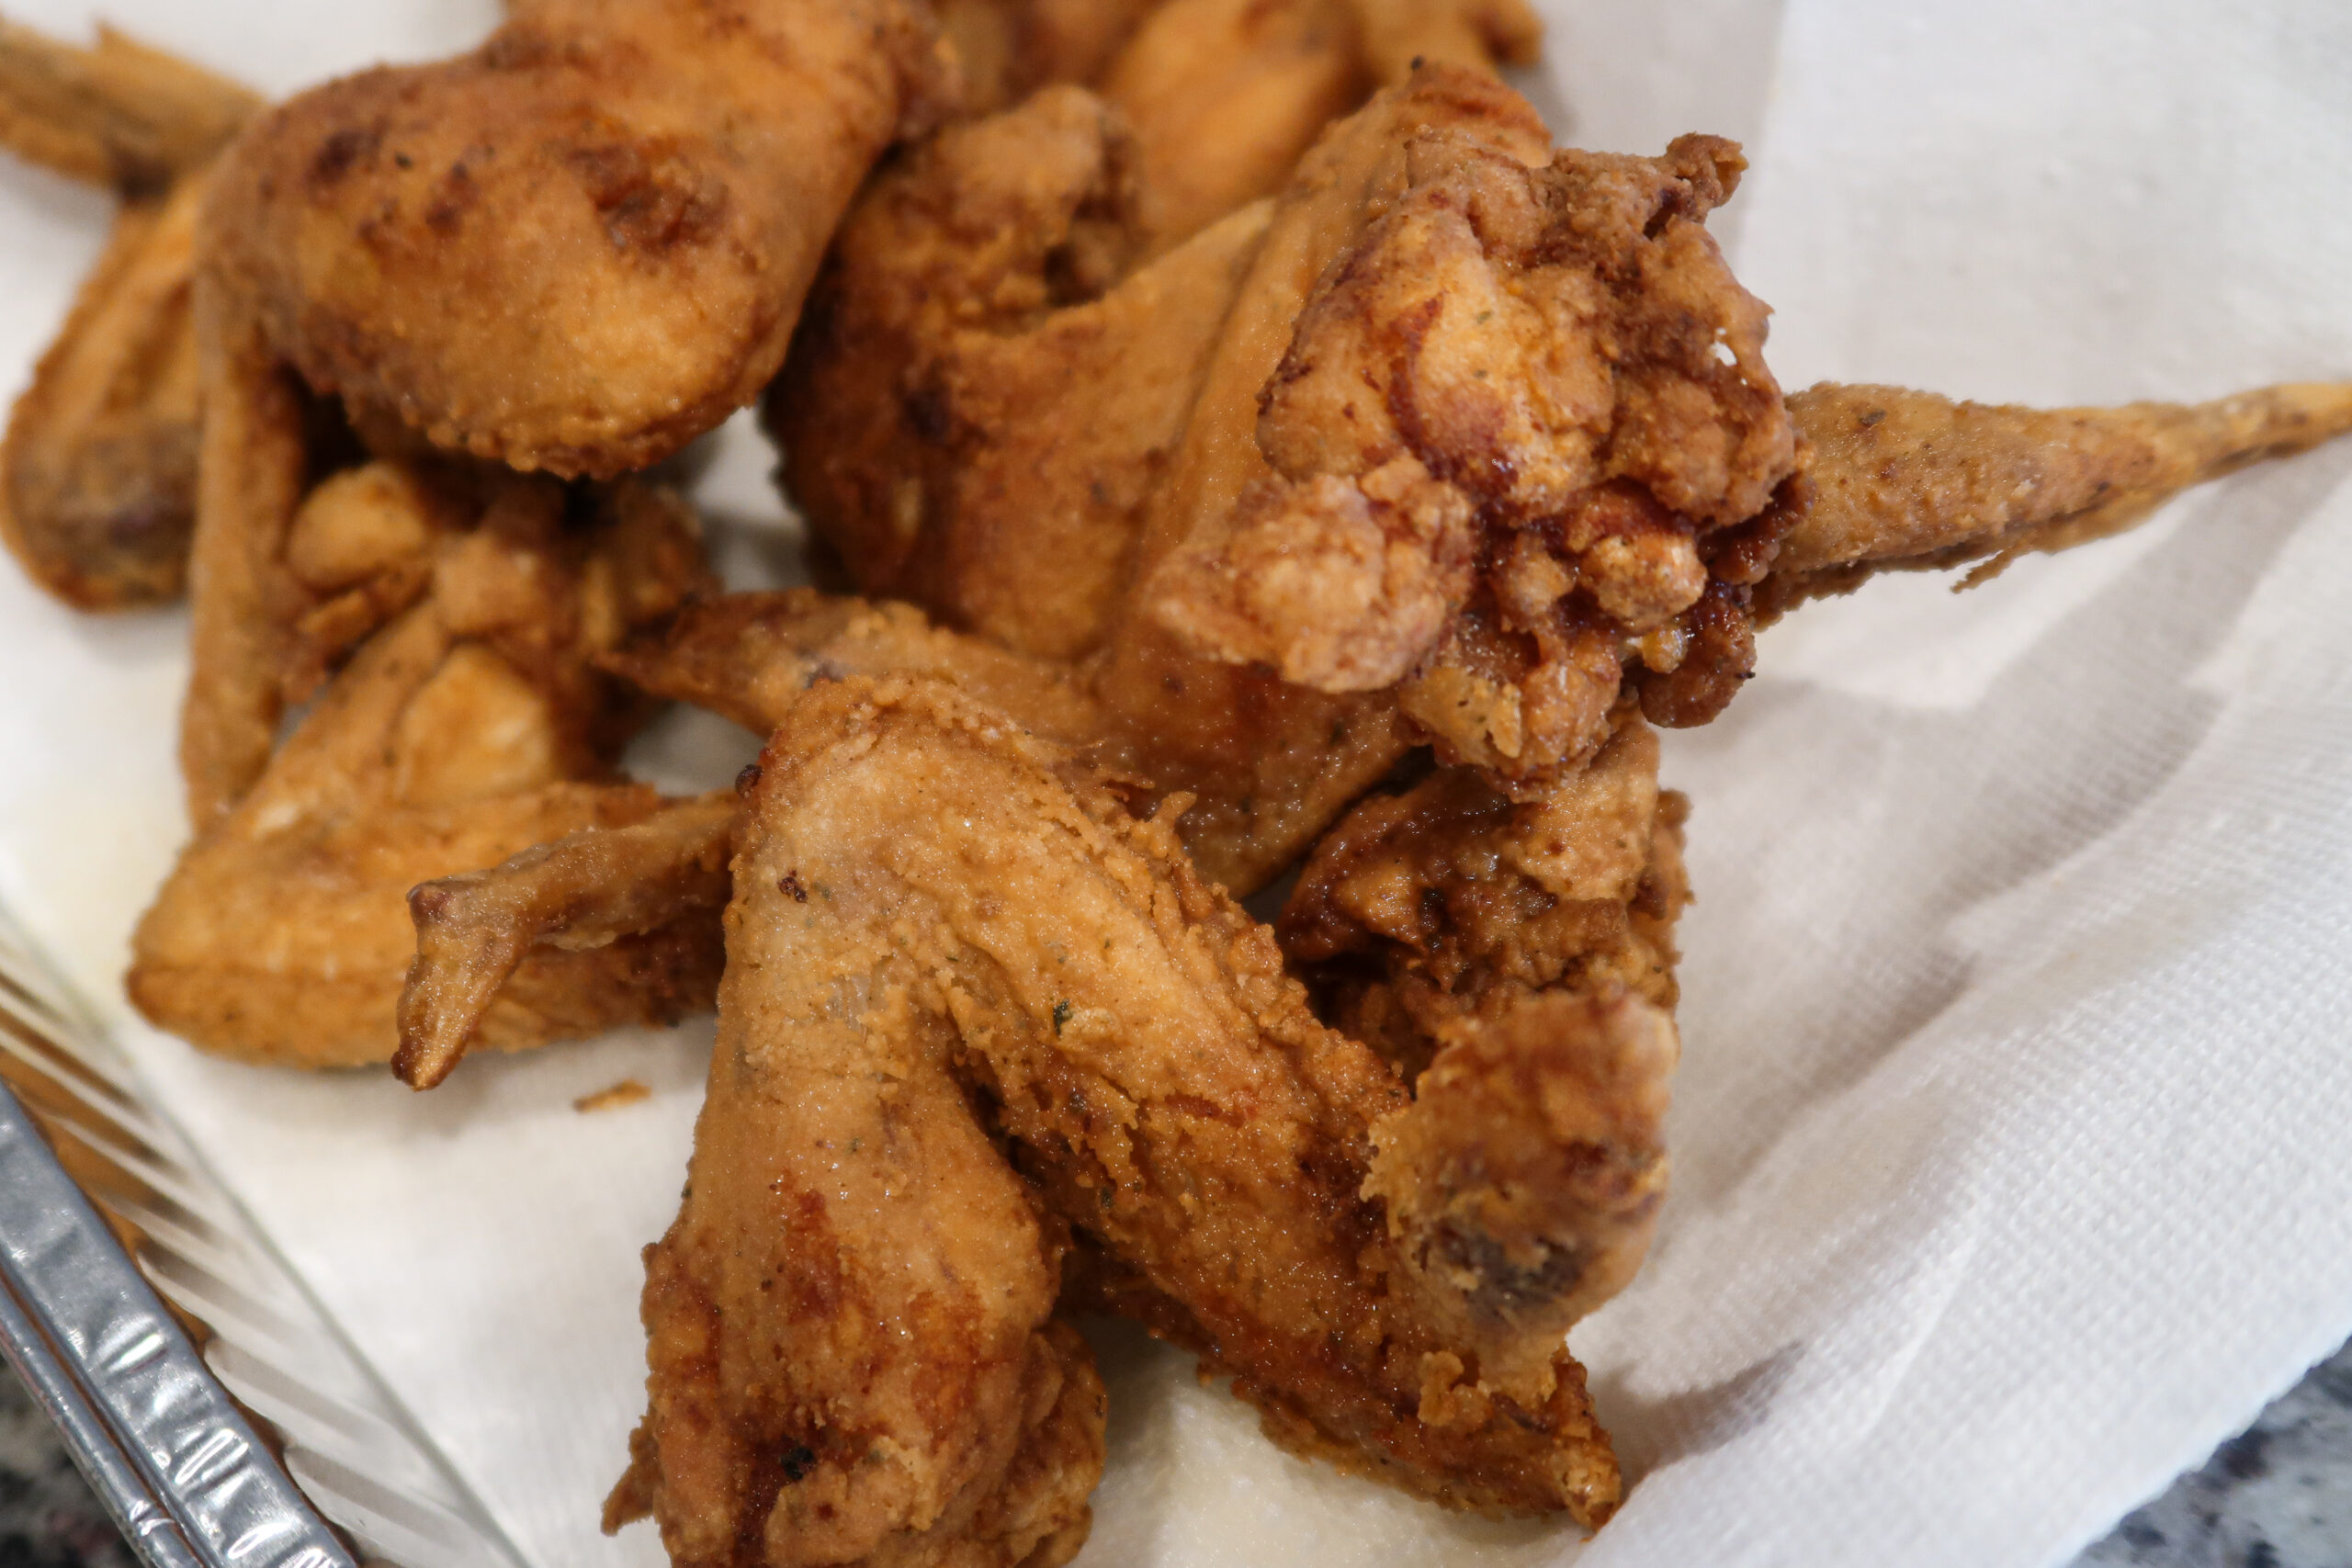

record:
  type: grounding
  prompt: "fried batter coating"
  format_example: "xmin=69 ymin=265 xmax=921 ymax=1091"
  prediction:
xmin=132 ymin=469 xmax=718 ymax=1068
xmin=1345 ymin=0 xmax=1542 ymax=82
xmin=1770 ymin=379 xmax=2352 ymax=594
xmin=4 ymin=175 xmax=208 ymax=609
xmin=934 ymin=0 xmax=1161 ymax=114
xmin=178 ymin=300 xmax=707 ymax=826
xmin=773 ymin=69 xmax=1553 ymax=893
xmin=0 ymin=17 xmax=255 ymax=192
xmin=1100 ymin=0 xmax=1369 ymax=246
xmin=0 ymin=21 xmax=257 ymax=610
xmin=722 ymin=673 xmax=1645 ymax=1524
xmin=605 ymin=722 xmax=1104 ymax=1568
xmin=775 ymin=86 xmax=1251 ymax=662
xmin=395 ymin=791 xmax=737 ymax=1090
xmin=609 ymin=587 xmax=1409 ymax=898
xmin=201 ymin=0 xmax=950 ymax=479
xmin=1146 ymin=126 xmax=1798 ymax=786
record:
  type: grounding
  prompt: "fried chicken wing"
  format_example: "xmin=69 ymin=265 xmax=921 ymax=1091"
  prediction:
xmin=1141 ymin=123 xmax=1799 ymax=785
xmin=0 ymin=17 xmax=255 ymax=192
xmin=933 ymin=0 xmax=1161 ymax=114
xmin=201 ymin=0 xmax=949 ymax=480
xmin=1142 ymin=126 xmax=2352 ymax=783
xmin=131 ymin=467 xmax=718 ymax=1068
xmin=0 ymin=21 xmax=257 ymax=610
xmin=773 ymin=69 xmax=1552 ymax=893
xmin=395 ymin=790 xmax=737 ymax=1090
xmin=1769 ymin=380 xmax=2352 ymax=594
xmin=5 ymin=175 xmax=209 ymax=609
xmin=717 ymin=673 xmax=1648 ymax=1525
xmin=603 ymin=728 xmax=1104 ymax=1568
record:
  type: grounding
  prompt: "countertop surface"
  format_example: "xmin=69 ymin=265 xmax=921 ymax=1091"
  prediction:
xmin=6 ymin=1336 xmax=2349 ymax=1568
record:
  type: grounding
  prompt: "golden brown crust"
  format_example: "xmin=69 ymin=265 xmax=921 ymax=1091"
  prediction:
xmin=608 ymin=695 xmax=1104 ymax=1566
xmin=0 ymin=18 xmax=257 ymax=194
xmin=1280 ymin=709 xmax=1685 ymax=1373
xmin=202 ymin=0 xmax=951 ymax=479
xmin=736 ymin=673 xmax=1628 ymax=1523
xmin=1147 ymin=128 xmax=1797 ymax=787
xmin=2 ymin=176 xmax=205 ymax=609
xmin=394 ymin=791 xmax=738 ymax=1089
xmin=135 ymin=470 xmax=716 ymax=1068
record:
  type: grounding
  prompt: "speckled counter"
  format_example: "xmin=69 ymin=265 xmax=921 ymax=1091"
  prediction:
xmin=5 ymin=1342 xmax=2349 ymax=1566
xmin=0 ymin=1360 xmax=135 ymax=1568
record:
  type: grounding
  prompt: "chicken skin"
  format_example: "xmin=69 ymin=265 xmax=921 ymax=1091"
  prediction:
xmin=604 ymin=735 xmax=1104 ymax=1566
xmin=130 ymin=468 xmax=719 ymax=1068
xmin=201 ymin=0 xmax=951 ymax=480
xmin=0 ymin=19 xmax=258 ymax=609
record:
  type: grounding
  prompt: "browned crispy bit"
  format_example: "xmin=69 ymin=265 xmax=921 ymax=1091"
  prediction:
xmin=395 ymin=791 xmax=737 ymax=1090
xmin=0 ymin=17 xmax=257 ymax=194
xmin=1146 ymin=122 xmax=1796 ymax=790
xmin=1280 ymin=707 xmax=1686 ymax=1369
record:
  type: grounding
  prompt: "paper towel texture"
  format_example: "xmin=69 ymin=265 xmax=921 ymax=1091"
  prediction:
xmin=1 ymin=3 xmax=2346 ymax=1566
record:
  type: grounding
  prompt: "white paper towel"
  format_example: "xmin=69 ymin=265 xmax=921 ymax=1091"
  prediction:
xmin=2 ymin=3 xmax=2348 ymax=1566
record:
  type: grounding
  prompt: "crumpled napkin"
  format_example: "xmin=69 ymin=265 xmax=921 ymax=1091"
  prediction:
xmin=1 ymin=1 xmax=2347 ymax=1565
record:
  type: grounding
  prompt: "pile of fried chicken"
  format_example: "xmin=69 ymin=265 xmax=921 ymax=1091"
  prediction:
xmin=6 ymin=4 xmax=2350 ymax=1563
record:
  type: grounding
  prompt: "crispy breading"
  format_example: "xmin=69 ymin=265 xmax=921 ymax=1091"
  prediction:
xmin=1146 ymin=127 xmax=1799 ymax=786
xmin=1279 ymin=709 xmax=1685 ymax=1345
xmin=935 ymin=0 xmax=1162 ymax=113
xmin=0 ymin=17 xmax=255 ymax=193
xmin=201 ymin=0 xmax=951 ymax=479
xmin=1100 ymin=0 xmax=1368 ymax=245
xmin=721 ymin=674 xmax=1638 ymax=1524
xmin=773 ymin=69 xmax=1548 ymax=893
xmin=604 ymin=712 xmax=1104 ymax=1568
xmin=132 ymin=468 xmax=718 ymax=1068
xmin=0 ymin=20 xmax=256 ymax=611
xmin=395 ymin=791 xmax=738 ymax=1090
xmin=2 ymin=175 xmax=206 ymax=609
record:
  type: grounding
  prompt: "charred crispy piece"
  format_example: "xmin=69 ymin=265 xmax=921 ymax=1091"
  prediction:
xmin=728 ymin=673 xmax=1641 ymax=1524
xmin=0 ymin=22 xmax=257 ymax=610
xmin=0 ymin=17 xmax=256 ymax=192
xmin=132 ymin=472 xmax=718 ymax=1068
xmin=394 ymin=792 xmax=737 ymax=1090
xmin=202 ymin=0 xmax=949 ymax=479
xmin=1147 ymin=126 xmax=1797 ymax=787
xmin=605 ymin=712 xmax=1104 ymax=1568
